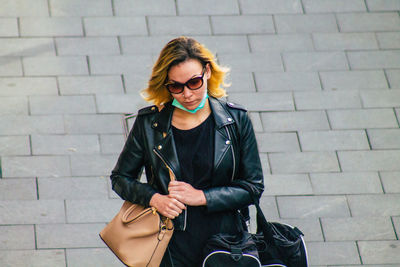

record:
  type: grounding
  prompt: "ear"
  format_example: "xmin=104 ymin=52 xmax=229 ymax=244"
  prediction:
xmin=205 ymin=63 xmax=211 ymax=80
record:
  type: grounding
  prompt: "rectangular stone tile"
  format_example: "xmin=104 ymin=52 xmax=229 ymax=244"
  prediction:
xmin=0 ymin=115 xmax=64 ymax=135
xmin=84 ymin=17 xmax=147 ymax=36
xmin=32 ymin=135 xmax=100 ymax=155
xmin=337 ymin=13 xmax=400 ymax=32
xmin=258 ymin=196 xmax=280 ymax=219
xmin=36 ymin=223 xmax=105 ymax=248
xmin=239 ymin=0 xmax=303 ymax=14
xmin=277 ymin=196 xmax=350 ymax=218
xmin=89 ymin=55 xmax=153 ymax=74
xmin=50 ymin=0 xmax=112 ymax=16
xmin=294 ymin=90 xmax=361 ymax=110
xmin=0 ymin=57 xmax=23 ymax=76
xmin=249 ymin=34 xmax=314 ymax=52
xmin=0 ymin=200 xmax=65 ymax=224
xmin=190 ymin=35 xmax=250 ymax=54
xmin=96 ymin=94 xmax=149 ymax=113
xmin=100 ymin=134 xmax=125 ymax=154
xmin=367 ymin=0 xmax=400 ymax=11
xmin=393 ymin=216 xmax=400 ymax=238
xmin=310 ymin=172 xmax=382 ymax=194
xmin=58 ymin=76 xmax=124 ymax=95
xmin=280 ymin=218 xmax=324 ymax=242
xmin=359 ymin=241 xmax=400 ymax=264
xmin=320 ymin=70 xmax=388 ymax=90
xmin=275 ymin=14 xmax=338 ymax=33
xmin=322 ymin=217 xmax=395 ymax=241
xmin=0 ymin=136 xmax=30 ymax=155
xmin=66 ymin=199 xmax=123 ymax=223
xmin=0 ymin=38 xmax=55 ymax=56
xmin=2 ymin=156 xmax=71 ymax=178
xmin=255 ymin=72 xmax=321 ymax=92
xmin=380 ymin=172 xmax=400 ymax=193
xmin=283 ymin=52 xmax=348 ymax=71
xmin=348 ymin=50 xmax=400 ymax=69
xmin=64 ymin=114 xmax=123 ymax=134
xmin=0 ymin=96 xmax=28 ymax=115
xmin=261 ymin=111 xmax=330 ymax=131
xmin=255 ymin=132 xmax=300 ymax=153
xmin=328 ymin=109 xmax=398 ymax=129
xmin=387 ymin=70 xmax=400 ymax=88
xmin=0 ymin=77 xmax=58 ymax=96
xmin=120 ymin=35 xmax=175 ymax=54
xmin=269 ymin=152 xmax=340 ymax=173
xmin=225 ymin=72 xmax=256 ymax=92
xmin=20 ymin=17 xmax=83 ymax=37
xmin=377 ymin=32 xmax=400 ymax=49
xmin=23 ymin=56 xmax=88 ymax=76
xmin=339 ymin=150 xmax=400 ymax=171
xmin=115 ymin=0 xmax=176 ymax=15
xmin=38 ymin=177 xmax=108 ymax=200
xmin=30 ymin=95 xmax=96 ymax=115
xmin=361 ymin=90 xmax=400 ymax=108
xmin=313 ymin=33 xmax=378 ymax=51
xmin=211 ymin=15 xmax=274 ymax=34
xmin=263 ymin=174 xmax=312 ymax=195
xmin=56 ymin=37 xmax=120 ymax=55
xmin=248 ymin=112 xmax=263 ymax=132
xmin=70 ymin=154 xmax=117 ymax=176
xmin=0 ymin=225 xmax=35 ymax=249
xmin=307 ymin=242 xmax=360 ymax=265
xmin=299 ymin=130 xmax=369 ymax=151
xmin=0 ymin=250 xmax=65 ymax=267
xmin=0 ymin=18 xmax=18 ymax=37
xmin=228 ymin=92 xmax=294 ymax=111
xmin=178 ymin=0 xmax=239 ymax=15
xmin=259 ymin=153 xmax=271 ymax=175
xmin=148 ymin=16 xmax=211 ymax=35
xmin=303 ymin=0 xmax=366 ymax=12
xmin=0 ymin=0 xmax=49 ymax=16
xmin=66 ymin=248 xmax=122 ymax=267
xmin=0 ymin=178 xmax=37 ymax=200
xmin=124 ymin=74 xmax=149 ymax=93
xmin=218 ymin=53 xmax=283 ymax=72
xmin=348 ymin=194 xmax=400 ymax=216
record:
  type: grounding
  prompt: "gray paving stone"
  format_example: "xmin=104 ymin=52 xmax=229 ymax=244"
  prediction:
xmin=348 ymin=50 xmax=400 ymax=69
xmin=359 ymin=241 xmax=400 ymax=264
xmin=259 ymin=196 xmax=280 ymax=219
xmin=20 ymin=17 xmax=83 ymax=37
xmin=260 ymin=111 xmax=330 ymax=131
xmin=0 ymin=225 xmax=35 ymax=250
xmin=64 ymin=114 xmax=123 ymax=134
xmin=0 ymin=178 xmax=37 ymax=200
xmin=337 ymin=13 xmax=400 ymax=32
xmin=178 ymin=0 xmax=239 ymax=15
xmin=393 ymin=216 xmax=400 ymax=237
xmin=0 ymin=136 xmax=30 ymax=155
xmin=391 ymin=70 xmax=400 ymax=87
xmin=239 ymin=0 xmax=302 ymax=14
xmin=269 ymin=152 xmax=340 ymax=173
xmin=303 ymin=0 xmax=366 ymax=13
xmin=190 ymin=35 xmax=251 ymax=54
xmin=211 ymin=15 xmax=274 ymax=34
xmin=2 ymin=156 xmax=71 ymax=178
xmin=320 ymin=70 xmax=388 ymax=90
xmin=114 ymin=0 xmax=176 ymax=16
xmin=38 ymin=177 xmax=108 ymax=199
xmin=310 ymin=172 xmax=383 ymax=194
xmin=361 ymin=90 xmax=400 ymax=108
xmin=228 ymin=92 xmax=294 ymax=111
xmin=23 ymin=56 xmax=89 ymax=76
xmin=66 ymin=199 xmax=123 ymax=223
xmin=89 ymin=55 xmax=153 ymax=75
xmin=124 ymin=73 xmax=151 ymax=93
xmin=255 ymin=72 xmax=321 ymax=92
xmin=0 ymin=115 xmax=64 ymax=135
xmin=0 ymin=96 xmax=28 ymax=115
xmin=299 ymin=130 xmax=369 ymax=151
xmin=36 ymin=223 xmax=105 ymax=248
xmin=32 ymin=135 xmax=100 ymax=155
xmin=120 ymin=35 xmax=174 ymax=54
xmin=58 ymin=76 xmax=124 ymax=95
xmin=0 ymin=0 xmax=49 ymax=16
xmin=366 ymin=0 xmax=400 ymax=11
xmin=313 ymin=33 xmax=378 ymax=51
xmin=283 ymin=51 xmax=348 ymax=71
xmin=348 ymin=194 xmax=400 ymax=216
xmin=0 ymin=77 xmax=58 ymax=96
xmin=277 ymin=196 xmax=350 ymax=218
xmin=0 ymin=57 xmax=23 ymax=76
xmin=70 ymin=154 xmax=117 ymax=176
xmin=66 ymin=248 xmax=122 ymax=267
xmin=148 ymin=16 xmax=211 ymax=35
xmin=259 ymin=153 xmax=271 ymax=174
xmin=294 ymin=90 xmax=361 ymax=110
xmin=328 ymin=109 xmax=398 ymax=129
xmin=255 ymin=132 xmax=300 ymax=152
xmin=275 ymin=14 xmax=338 ymax=33
xmin=0 ymin=38 xmax=55 ymax=56
xmin=280 ymin=218 xmax=324 ymax=241
xmin=263 ymin=174 xmax=313 ymax=195
xmin=0 ymin=200 xmax=65 ymax=224
xmin=96 ymin=94 xmax=149 ymax=113
xmin=30 ymin=95 xmax=96 ymax=115
xmin=306 ymin=242 xmax=360 ymax=265
xmin=225 ymin=72 xmax=256 ymax=92
xmin=377 ymin=32 xmax=400 ymax=49
xmin=84 ymin=17 xmax=147 ymax=36
xmin=100 ymin=134 xmax=125 ymax=154
xmin=339 ymin=150 xmax=400 ymax=172
xmin=56 ymin=37 xmax=120 ymax=56
xmin=380 ymin=172 xmax=400 ymax=193
xmin=218 ymin=53 xmax=283 ymax=72
xmin=248 ymin=112 xmax=263 ymax=132
xmin=0 ymin=250 xmax=65 ymax=267
xmin=249 ymin=34 xmax=314 ymax=52
xmin=0 ymin=18 xmax=18 ymax=37
xmin=50 ymin=0 xmax=112 ymax=16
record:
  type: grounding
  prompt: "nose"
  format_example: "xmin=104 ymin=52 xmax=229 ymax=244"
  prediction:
xmin=181 ymin=85 xmax=193 ymax=98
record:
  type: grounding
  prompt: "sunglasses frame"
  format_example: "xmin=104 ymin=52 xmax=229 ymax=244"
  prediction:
xmin=165 ymin=67 xmax=206 ymax=94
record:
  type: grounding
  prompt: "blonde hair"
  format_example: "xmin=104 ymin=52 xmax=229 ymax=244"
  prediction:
xmin=141 ymin=36 xmax=230 ymax=106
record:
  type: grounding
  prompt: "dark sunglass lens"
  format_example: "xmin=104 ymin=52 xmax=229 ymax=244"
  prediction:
xmin=187 ymin=77 xmax=203 ymax=89
xmin=167 ymin=83 xmax=183 ymax=94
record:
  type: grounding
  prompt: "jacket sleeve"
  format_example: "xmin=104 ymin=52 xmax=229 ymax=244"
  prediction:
xmin=203 ymin=111 xmax=264 ymax=212
xmin=110 ymin=116 xmax=158 ymax=207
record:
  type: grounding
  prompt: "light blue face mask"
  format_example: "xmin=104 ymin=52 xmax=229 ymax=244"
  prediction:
xmin=172 ymin=92 xmax=209 ymax=114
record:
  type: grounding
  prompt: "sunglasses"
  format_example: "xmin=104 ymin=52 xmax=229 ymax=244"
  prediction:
xmin=165 ymin=67 xmax=206 ymax=94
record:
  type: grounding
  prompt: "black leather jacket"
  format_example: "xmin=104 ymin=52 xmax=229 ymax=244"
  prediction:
xmin=110 ymin=96 xmax=264 ymax=231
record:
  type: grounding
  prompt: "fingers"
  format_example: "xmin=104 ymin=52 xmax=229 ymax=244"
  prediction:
xmin=163 ymin=198 xmax=185 ymax=219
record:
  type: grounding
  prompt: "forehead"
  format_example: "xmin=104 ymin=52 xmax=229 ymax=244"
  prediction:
xmin=167 ymin=59 xmax=203 ymax=82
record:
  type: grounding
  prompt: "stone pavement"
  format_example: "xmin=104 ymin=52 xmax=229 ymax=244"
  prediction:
xmin=0 ymin=0 xmax=399 ymax=266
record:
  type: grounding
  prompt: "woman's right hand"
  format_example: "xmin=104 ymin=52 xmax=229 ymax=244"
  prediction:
xmin=149 ymin=193 xmax=186 ymax=219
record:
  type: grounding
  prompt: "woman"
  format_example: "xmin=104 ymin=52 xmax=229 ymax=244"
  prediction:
xmin=110 ymin=36 xmax=264 ymax=266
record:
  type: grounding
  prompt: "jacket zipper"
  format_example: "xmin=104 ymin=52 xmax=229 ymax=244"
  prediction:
xmin=225 ymin=126 xmax=235 ymax=181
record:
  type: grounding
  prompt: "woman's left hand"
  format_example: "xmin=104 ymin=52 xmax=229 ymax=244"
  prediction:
xmin=168 ymin=181 xmax=207 ymax=206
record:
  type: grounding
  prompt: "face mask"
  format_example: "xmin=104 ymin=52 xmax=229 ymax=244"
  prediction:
xmin=172 ymin=91 xmax=209 ymax=114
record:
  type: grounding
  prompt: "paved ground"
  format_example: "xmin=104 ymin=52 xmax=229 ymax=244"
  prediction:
xmin=0 ymin=0 xmax=399 ymax=266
